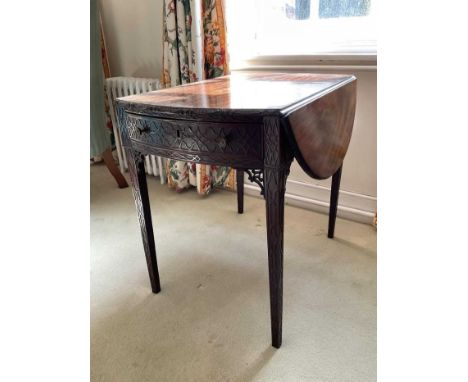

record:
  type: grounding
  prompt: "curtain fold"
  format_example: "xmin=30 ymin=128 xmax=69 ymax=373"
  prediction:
xmin=90 ymin=0 xmax=111 ymax=158
xmin=162 ymin=0 xmax=235 ymax=195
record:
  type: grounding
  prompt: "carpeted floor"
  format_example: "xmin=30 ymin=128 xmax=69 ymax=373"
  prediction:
xmin=91 ymin=163 xmax=376 ymax=382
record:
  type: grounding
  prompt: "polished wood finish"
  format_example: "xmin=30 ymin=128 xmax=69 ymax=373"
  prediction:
xmin=116 ymin=72 xmax=357 ymax=348
xmin=122 ymin=72 xmax=349 ymax=109
xmin=119 ymin=72 xmax=355 ymax=122
xmin=328 ymin=165 xmax=343 ymax=239
xmin=286 ymin=81 xmax=356 ymax=179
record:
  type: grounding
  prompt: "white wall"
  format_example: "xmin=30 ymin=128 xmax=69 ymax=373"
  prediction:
xmin=100 ymin=0 xmax=164 ymax=78
xmin=290 ymin=70 xmax=376 ymax=196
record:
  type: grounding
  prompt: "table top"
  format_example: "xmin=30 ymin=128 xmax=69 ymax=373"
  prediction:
xmin=118 ymin=72 xmax=355 ymax=116
xmin=118 ymin=71 xmax=357 ymax=180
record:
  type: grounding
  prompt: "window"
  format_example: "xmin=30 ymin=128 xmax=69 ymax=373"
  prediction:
xmin=225 ymin=0 xmax=376 ymax=67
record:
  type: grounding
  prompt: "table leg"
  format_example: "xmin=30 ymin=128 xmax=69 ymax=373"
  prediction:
xmin=327 ymin=165 xmax=343 ymax=239
xmin=236 ymin=170 xmax=244 ymax=214
xmin=263 ymin=117 xmax=293 ymax=349
xmin=264 ymin=167 xmax=290 ymax=348
xmin=125 ymin=148 xmax=161 ymax=293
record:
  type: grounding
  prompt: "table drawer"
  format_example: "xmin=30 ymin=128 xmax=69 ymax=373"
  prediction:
xmin=126 ymin=113 xmax=263 ymax=163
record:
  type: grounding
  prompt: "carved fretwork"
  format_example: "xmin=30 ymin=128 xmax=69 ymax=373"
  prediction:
xmin=116 ymin=106 xmax=264 ymax=167
xmin=116 ymin=104 xmax=131 ymax=147
xmin=245 ymin=169 xmax=265 ymax=196
xmin=126 ymin=114 xmax=262 ymax=157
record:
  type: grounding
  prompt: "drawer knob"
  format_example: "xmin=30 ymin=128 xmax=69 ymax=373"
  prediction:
xmin=137 ymin=125 xmax=149 ymax=133
xmin=218 ymin=137 xmax=227 ymax=150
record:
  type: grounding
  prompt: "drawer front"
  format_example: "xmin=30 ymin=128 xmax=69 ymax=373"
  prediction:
xmin=126 ymin=114 xmax=263 ymax=165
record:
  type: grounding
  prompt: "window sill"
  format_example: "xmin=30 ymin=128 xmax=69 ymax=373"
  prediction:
xmin=232 ymin=53 xmax=377 ymax=71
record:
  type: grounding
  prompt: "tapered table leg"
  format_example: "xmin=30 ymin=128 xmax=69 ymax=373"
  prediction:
xmin=264 ymin=167 xmax=289 ymax=348
xmin=328 ymin=165 xmax=343 ymax=239
xmin=263 ymin=117 xmax=293 ymax=349
xmin=236 ymin=169 xmax=244 ymax=214
xmin=125 ymin=148 xmax=161 ymax=293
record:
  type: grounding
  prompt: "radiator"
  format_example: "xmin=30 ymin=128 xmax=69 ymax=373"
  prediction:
xmin=105 ymin=76 xmax=166 ymax=184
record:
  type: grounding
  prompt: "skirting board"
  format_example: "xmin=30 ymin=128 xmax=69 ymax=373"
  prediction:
xmin=244 ymin=179 xmax=376 ymax=225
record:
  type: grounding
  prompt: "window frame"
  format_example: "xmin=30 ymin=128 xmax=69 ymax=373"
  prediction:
xmin=225 ymin=0 xmax=377 ymax=70
xmin=232 ymin=53 xmax=377 ymax=71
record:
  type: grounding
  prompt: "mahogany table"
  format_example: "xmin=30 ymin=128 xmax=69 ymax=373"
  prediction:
xmin=116 ymin=72 xmax=357 ymax=348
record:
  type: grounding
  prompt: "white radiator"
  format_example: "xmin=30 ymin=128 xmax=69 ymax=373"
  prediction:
xmin=105 ymin=76 xmax=166 ymax=184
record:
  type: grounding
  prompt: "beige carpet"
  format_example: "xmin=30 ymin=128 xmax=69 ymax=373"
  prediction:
xmin=91 ymin=163 xmax=376 ymax=382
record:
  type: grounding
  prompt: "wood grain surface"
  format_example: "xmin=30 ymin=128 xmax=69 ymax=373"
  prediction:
xmin=285 ymin=80 xmax=357 ymax=179
xmin=118 ymin=71 xmax=353 ymax=115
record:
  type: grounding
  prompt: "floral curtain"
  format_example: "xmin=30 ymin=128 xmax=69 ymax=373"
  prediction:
xmin=162 ymin=0 xmax=235 ymax=195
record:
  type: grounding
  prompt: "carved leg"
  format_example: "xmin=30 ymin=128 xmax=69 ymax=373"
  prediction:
xmin=328 ymin=165 xmax=343 ymax=239
xmin=264 ymin=167 xmax=290 ymax=348
xmin=236 ymin=170 xmax=244 ymax=214
xmin=125 ymin=148 xmax=161 ymax=293
xmin=263 ymin=117 xmax=293 ymax=349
